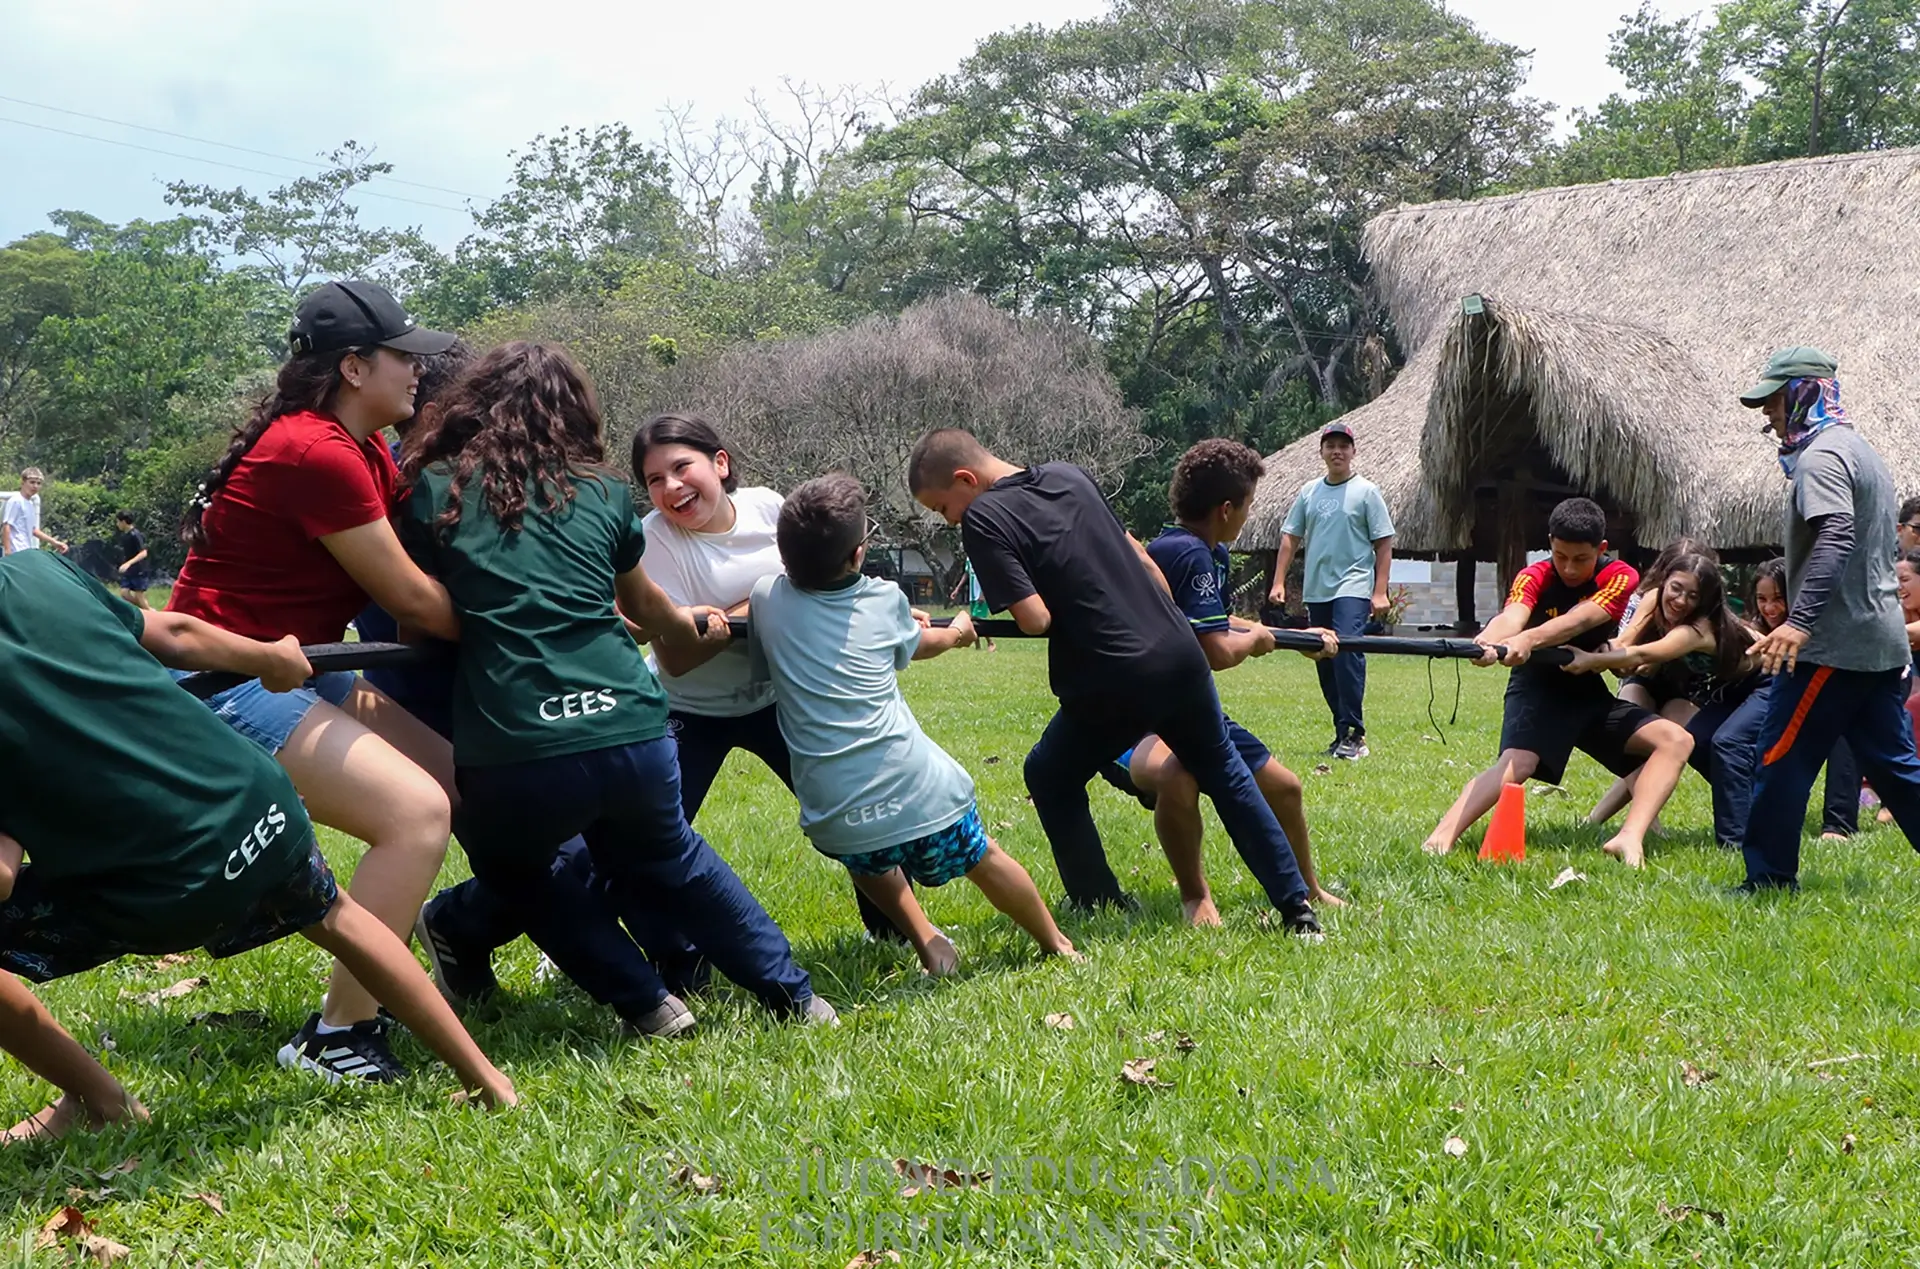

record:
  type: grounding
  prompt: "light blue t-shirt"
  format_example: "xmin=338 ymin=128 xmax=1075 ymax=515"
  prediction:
xmin=1279 ymin=475 xmax=1395 ymax=603
xmin=748 ymin=573 xmax=975 ymax=855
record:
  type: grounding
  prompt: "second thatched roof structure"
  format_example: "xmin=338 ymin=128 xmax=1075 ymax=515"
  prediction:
xmin=1240 ymin=147 xmax=1920 ymax=562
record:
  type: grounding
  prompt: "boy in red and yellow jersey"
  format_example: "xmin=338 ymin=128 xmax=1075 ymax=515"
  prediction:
xmin=1421 ymin=497 xmax=1694 ymax=867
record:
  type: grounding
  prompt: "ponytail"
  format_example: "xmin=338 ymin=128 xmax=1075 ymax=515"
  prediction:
xmin=181 ymin=349 xmax=360 ymax=545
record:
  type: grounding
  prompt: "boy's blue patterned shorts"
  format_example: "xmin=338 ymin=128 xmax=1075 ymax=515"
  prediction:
xmin=832 ymin=806 xmax=991 ymax=888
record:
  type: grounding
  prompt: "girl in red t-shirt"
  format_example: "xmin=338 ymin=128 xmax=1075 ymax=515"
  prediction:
xmin=169 ymin=281 xmax=463 ymax=1084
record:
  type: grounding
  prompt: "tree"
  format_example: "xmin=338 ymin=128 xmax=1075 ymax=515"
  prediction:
xmin=1547 ymin=0 xmax=1920 ymax=183
xmin=637 ymin=292 xmax=1151 ymax=581
xmin=411 ymin=125 xmax=688 ymax=327
xmin=0 ymin=231 xmax=85 ymax=441
xmin=167 ymin=142 xmax=439 ymax=352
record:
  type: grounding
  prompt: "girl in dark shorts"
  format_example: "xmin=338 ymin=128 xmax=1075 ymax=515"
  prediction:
xmin=1570 ymin=554 xmax=1757 ymax=834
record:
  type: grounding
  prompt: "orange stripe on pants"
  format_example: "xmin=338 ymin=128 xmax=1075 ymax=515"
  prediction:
xmin=1762 ymin=666 xmax=1835 ymax=766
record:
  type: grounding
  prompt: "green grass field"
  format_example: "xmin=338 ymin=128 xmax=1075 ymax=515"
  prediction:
xmin=7 ymin=641 xmax=1920 ymax=1266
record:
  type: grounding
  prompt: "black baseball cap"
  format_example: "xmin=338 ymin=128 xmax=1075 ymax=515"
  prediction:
xmin=289 ymin=281 xmax=457 ymax=357
xmin=1320 ymin=421 xmax=1355 ymax=443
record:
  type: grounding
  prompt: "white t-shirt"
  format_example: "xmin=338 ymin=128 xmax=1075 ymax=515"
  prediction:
xmin=640 ymin=485 xmax=785 ymax=717
xmin=3 ymin=492 xmax=41 ymax=554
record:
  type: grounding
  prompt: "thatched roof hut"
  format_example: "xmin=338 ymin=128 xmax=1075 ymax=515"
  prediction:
xmin=1240 ymin=148 xmax=1920 ymax=578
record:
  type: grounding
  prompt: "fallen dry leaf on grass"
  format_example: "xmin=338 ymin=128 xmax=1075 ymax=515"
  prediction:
xmin=1658 ymin=1200 xmax=1726 ymax=1226
xmin=1144 ymin=1029 xmax=1166 ymax=1044
xmin=1121 ymin=1057 xmax=1171 ymax=1089
xmin=1043 ymin=1012 xmax=1076 ymax=1030
xmin=893 ymin=1158 xmax=992 ymax=1197
xmin=37 ymin=1207 xmax=94 ymax=1249
xmin=130 ymin=976 xmax=208 ymax=1006
xmin=844 ymin=1253 xmax=902 ymax=1269
xmin=1842 ymin=1133 xmax=1858 ymax=1155
xmin=97 ymin=1157 xmax=139 ymax=1179
xmin=1311 ymin=763 xmax=1332 ymax=775
xmin=149 ymin=953 xmax=194 ymax=970
xmin=671 ymin=1164 xmax=723 ymax=1195
xmin=35 ymin=1208 xmax=131 ymax=1264
xmin=1681 ymin=1061 xmax=1719 ymax=1088
xmin=1412 ymin=1055 xmax=1466 ymax=1076
xmin=1443 ymin=1136 xmax=1469 ymax=1158
xmin=1175 ymin=1033 xmax=1198 ymax=1053
xmin=190 ymin=1192 xmax=225 ymax=1216
xmin=1549 ymin=868 xmax=1587 ymax=891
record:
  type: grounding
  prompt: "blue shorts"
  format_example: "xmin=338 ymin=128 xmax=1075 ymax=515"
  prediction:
xmin=829 ymin=807 xmax=991 ymax=887
xmin=0 ymin=839 xmax=339 ymax=984
xmin=1115 ymin=717 xmax=1273 ymax=781
xmin=176 ymin=670 xmax=358 ymax=756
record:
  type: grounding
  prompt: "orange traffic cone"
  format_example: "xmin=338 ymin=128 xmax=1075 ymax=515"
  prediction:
xmin=1478 ymin=782 xmax=1527 ymax=863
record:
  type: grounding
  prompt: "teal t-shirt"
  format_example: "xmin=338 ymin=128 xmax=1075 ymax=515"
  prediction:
xmin=400 ymin=467 xmax=671 ymax=766
xmin=1279 ymin=474 xmax=1395 ymax=603
xmin=0 ymin=552 xmax=313 ymax=947
xmin=747 ymin=574 xmax=975 ymax=855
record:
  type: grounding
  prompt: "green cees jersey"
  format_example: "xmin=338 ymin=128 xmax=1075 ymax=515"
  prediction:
xmin=0 ymin=552 xmax=313 ymax=947
xmin=401 ymin=466 xmax=670 ymax=766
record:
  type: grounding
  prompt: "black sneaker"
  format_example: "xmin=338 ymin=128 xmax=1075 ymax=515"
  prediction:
xmin=1334 ymin=736 xmax=1369 ymax=761
xmin=414 ymin=892 xmax=499 ymax=1005
xmin=1324 ymin=735 xmax=1345 ymax=757
xmin=1278 ymin=898 xmax=1325 ymax=939
xmin=1729 ymin=878 xmax=1800 ymax=896
xmin=277 ymin=1013 xmax=409 ymax=1084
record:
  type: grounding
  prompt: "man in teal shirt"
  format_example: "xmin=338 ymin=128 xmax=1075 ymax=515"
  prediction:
xmin=1270 ymin=422 xmax=1395 ymax=759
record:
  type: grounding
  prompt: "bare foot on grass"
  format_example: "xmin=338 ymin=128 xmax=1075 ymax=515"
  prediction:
xmin=1601 ymin=836 xmax=1645 ymax=869
xmin=1182 ymin=896 xmax=1223 ymax=928
xmin=2 ymin=1091 xmax=148 ymax=1144
xmin=1421 ymin=837 xmax=1453 ymax=856
xmin=1312 ymin=888 xmax=1349 ymax=909
xmin=1820 ymin=831 xmax=1850 ymax=841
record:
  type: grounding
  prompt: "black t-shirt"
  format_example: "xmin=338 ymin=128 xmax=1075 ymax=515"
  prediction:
xmin=118 ymin=528 xmax=149 ymax=582
xmin=962 ymin=464 xmax=1208 ymax=704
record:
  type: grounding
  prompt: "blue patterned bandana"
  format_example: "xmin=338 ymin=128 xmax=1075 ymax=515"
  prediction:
xmin=1776 ymin=377 xmax=1849 ymax=477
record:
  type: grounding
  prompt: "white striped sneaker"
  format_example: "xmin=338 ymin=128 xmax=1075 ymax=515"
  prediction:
xmin=276 ymin=1012 xmax=409 ymax=1084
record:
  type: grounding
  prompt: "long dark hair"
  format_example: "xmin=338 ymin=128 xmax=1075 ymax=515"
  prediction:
xmin=1636 ymin=536 xmax=1719 ymax=596
xmin=1750 ymin=558 xmax=1788 ymax=632
xmin=181 ymin=347 xmax=368 ymax=545
xmin=631 ymin=411 xmax=739 ymax=492
xmin=402 ymin=341 xmax=615 ymax=537
xmin=1640 ymin=553 xmax=1752 ymax=681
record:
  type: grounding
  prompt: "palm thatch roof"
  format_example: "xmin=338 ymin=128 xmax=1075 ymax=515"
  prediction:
xmin=1240 ymin=147 xmax=1920 ymax=557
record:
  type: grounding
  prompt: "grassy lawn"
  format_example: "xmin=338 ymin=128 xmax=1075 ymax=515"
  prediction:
xmin=7 ymin=641 xmax=1920 ymax=1266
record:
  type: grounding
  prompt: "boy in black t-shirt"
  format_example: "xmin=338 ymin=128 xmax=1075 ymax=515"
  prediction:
xmin=908 ymin=429 xmax=1321 ymax=934
xmin=1 ymin=551 xmax=514 ymax=1142
xmin=114 ymin=511 xmax=151 ymax=607
xmin=1420 ymin=498 xmax=1693 ymax=868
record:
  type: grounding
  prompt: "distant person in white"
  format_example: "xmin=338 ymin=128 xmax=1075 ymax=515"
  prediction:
xmin=2 ymin=469 xmax=68 ymax=557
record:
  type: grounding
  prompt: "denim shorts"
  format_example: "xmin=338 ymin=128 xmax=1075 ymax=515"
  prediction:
xmin=830 ymin=806 xmax=991 ymax=888
xmin=175 ymin=670 xmax=358 ymax=756
xmin=0 ymin=838 xmax=339 ymax=984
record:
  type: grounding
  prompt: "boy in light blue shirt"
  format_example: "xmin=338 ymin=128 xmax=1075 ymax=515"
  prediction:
xmin=749 ymin=474 xmax=1078 ymax=974
xmin=1270 ymin=421 xmax=1395 ymax=759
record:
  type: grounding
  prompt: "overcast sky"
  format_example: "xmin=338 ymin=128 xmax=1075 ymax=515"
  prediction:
xmin=0 ymin=0 xmax=1709 ymax=250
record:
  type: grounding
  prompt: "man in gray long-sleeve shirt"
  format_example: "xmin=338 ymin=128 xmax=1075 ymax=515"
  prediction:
xmin=1737 ymin=347 xmax=1920 ymax=890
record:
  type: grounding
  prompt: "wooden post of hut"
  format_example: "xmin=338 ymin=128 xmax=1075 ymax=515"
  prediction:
xmin=1495 ymin=467 xmax=1530 ymax=597
xmin=1454 ymin=554 xmax=1479 ymax=632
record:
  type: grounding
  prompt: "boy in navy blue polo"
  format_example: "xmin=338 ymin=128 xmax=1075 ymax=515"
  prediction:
xmin=1117 ymin=440 xmax=1344 ymax=925
xmin=908 ymin=428 xmax=1321 ymax=935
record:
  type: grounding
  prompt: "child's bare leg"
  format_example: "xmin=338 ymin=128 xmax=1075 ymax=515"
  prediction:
xmin=1602 ymin=721 xmax=1694 ymax=869
xmin=963 ymin=841 xmax=1079 ymax=958
xmin=0 ymin=970 xmax=147 ymax=1143
xmin=1134 ymin=741 xmax=1219 ymax=926
xmin=1587 ymin=775 xmax=1635 ymax=825
xmin=301 ymin=894 xmax=516 ymax=1107
xmin=845 ymin=868 xmax=956 ymax=975
xmin=1253 ymin=759 xmax=1344 ymax=906
xmin=1424 ymin=751 xmax=1536 ymax=854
